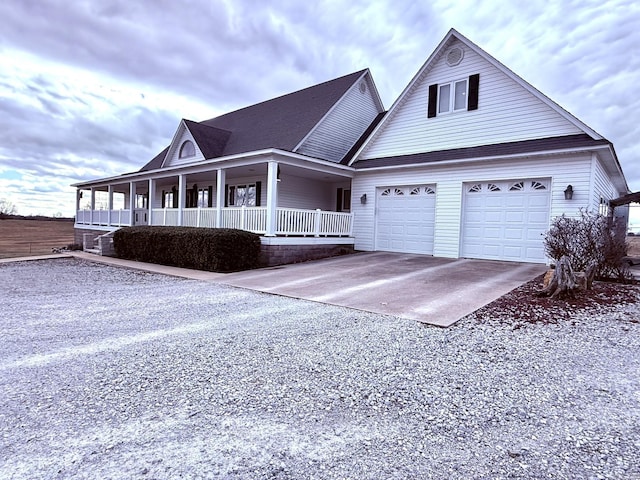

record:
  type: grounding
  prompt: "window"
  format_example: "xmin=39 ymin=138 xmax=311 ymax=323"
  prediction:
xmin=179 ymin=140 xmax=195 ymax=159
xmin=135 ymin=193 xmax=148 ymax=209
xmin=428 ymin=74 xmax=479 ymax=118
xmin=197 ymin=189 xmax=209 ymax=208
xmin=163 ymin=191 xmax=174 ymax=208
xmin=226 ymin=183 xmax=261 ymax=207
xmin=438 ymin=79 xmax=467 ymax=114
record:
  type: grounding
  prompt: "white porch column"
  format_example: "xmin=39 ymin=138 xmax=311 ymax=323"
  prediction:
xmin=90 ymin=188 xmax=96 ymax=225
xmin=148 ymin=178 xmax=155 ymax=226
xmin=216 ymin=168 xmax=226 ymax=228
xmin=178 ymin=175 xmax=185 ymax=226
xmin=107 ymin=185 xmax=114 ymax=226
xmin=75 ymin=190 xmax=81 ymax=216
xmin=129 ymin=182 xmax=136 ymax=226
xmin=265 ymin=161 xmax=278 ymax=237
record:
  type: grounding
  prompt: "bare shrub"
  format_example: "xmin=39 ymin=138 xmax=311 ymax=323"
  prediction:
xmin=543 ymin=210 xmax=631 ymax=282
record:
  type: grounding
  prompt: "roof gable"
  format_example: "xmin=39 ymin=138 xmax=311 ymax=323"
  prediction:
xmin=350 ymin=29 xmax=603 ymax=165
xmin=161 ymin=120 xmax=206 ymax=168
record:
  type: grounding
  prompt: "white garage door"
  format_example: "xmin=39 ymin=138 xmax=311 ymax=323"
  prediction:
xmin=461 ymin=179 xmax=550 ymax=263
xmin=376 ymin=185 xmax=436 ymax=254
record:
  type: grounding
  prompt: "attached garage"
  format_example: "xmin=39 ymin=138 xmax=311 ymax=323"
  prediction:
xmin=375 ymin=185 xmax=436 ymax=254
xmin=461 ymin=179 xmax=550 ymax=263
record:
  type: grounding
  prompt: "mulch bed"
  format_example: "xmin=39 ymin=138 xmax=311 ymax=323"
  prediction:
xmin=471 ymin=274 xmax=640 ymax=325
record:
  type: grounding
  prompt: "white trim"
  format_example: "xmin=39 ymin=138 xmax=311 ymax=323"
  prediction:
xmin=355 ymin=144 xmax=616 ymax=172
xmin=72 ymin=149 xmax=355 ymax=189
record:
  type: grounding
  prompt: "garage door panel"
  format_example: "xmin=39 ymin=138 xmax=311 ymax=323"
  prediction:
xmin=528 ymin=195 xmax=550 ymax=207
xmin=504 ymin=228 xmax=524 ymax=240
xmin=462 ymin=179 xmax=550 ymax=263
xmin=485 ymin=197 xmax=505 ymax=207
xmin=375 ymin=185 xmax=436 ymax=255
xmin=505 ymin=211 xmax=524 ymax=222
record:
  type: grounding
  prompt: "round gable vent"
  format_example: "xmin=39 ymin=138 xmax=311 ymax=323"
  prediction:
xmin=446 ymin=46 xmax=464 ymax=67
xmin=359 ymin=82 xmax=367 ymax=94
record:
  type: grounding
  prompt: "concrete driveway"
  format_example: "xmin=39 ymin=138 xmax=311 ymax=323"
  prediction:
xmin=222 ymin=252 xmax=547 ymax=327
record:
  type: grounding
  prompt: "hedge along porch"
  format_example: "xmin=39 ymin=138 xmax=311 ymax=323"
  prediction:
xmin=73 ymin=150 xmax=357 ymax=266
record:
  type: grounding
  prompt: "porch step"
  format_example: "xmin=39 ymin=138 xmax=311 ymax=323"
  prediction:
xmin=84 ymin=248 xmax=101 ymax=255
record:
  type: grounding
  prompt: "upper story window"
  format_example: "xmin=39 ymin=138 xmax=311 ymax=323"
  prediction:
xmin=428 ymin=74 xmax=479 ymax=118
xmin=179 ymin=140 xmax=196 ymax=159
xmin=438 ymin=79 xmax=467 ymax=114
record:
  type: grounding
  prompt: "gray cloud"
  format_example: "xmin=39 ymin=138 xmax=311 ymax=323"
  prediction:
xmin=0 ymin=0 xmax=638 ymax=216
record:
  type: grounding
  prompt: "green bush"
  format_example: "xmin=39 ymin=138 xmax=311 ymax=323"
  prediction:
xmin=113 ymin=226 xmax=261 ymax=272
xmin=543 ymin=210 xmax=630 ymax=281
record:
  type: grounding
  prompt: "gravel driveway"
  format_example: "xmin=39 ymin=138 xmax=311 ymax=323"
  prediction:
xmin=1 ymin=258 xmax=639 ymax=479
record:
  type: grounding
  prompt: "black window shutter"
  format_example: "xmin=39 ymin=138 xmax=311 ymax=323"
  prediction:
xmin=427 ymin=84 xmax=438 ymax=118
xmin=207 ymin=186 xmax=213 ymax=208
xmin=468 ymin=74 xmax=480 ymax=111
xmin=336 ymin=188 xmax=343 ymax=212
xmin=161 ymin=190 xmax=165 ymax=208
xmin=226 ymin=185 xmax=235 ymax=206
xmin=172 ymin=186 xmax=178 ymax=208
xmin=255 ymin=181 xmax=262 ymax=207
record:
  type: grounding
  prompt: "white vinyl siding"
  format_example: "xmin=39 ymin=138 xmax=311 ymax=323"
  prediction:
xmin=591 ymin=154 xmax=616 ymax=213
xmin=351 ymin=153 xmax=594 ymax=259
xmin=277 ymin=174 xmax=334 ymax=210
xmin=359 ymin=38 xmax=583 ymax=160
xmin=296 ymin=76 xmax=382 ymax=163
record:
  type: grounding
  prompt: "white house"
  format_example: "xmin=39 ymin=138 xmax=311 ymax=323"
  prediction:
xmin=73 ymin=29 xmax=629 ymax=266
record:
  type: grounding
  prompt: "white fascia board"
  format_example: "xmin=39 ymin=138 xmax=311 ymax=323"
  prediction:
xmin=354 ymin=144 xmax=616 ymax=172
xmin=72 ymin=149 xmax=355 ymax=188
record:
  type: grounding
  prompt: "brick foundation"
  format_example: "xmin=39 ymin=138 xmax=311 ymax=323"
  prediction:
xmin=259 ymin=243 xmax=354 ymax=267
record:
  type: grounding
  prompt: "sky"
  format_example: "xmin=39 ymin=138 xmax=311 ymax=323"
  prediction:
xmin=0 ymin=0 xmax=639 ymax=222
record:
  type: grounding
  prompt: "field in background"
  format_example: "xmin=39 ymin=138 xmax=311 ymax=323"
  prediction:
xmin=0 ymin=217 xmax=639 ymax=260
xmin=628 ymin=236 xmax=640 ymax=257
xmin=0 ymin=219 xmax=75 ymax=259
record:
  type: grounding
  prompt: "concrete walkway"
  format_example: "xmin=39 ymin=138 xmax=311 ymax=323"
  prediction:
xmin=4 ymin=251 xmax=546 ymax=327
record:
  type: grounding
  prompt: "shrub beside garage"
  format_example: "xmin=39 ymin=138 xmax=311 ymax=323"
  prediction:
xmin=113 ymin=226 xmax=261 ymax=272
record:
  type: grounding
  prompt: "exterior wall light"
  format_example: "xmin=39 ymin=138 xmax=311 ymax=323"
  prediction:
xmin=564 ymin=185 xmax=574 ymax=200
xmin=360 ymin=193 xmax=367 ymax=204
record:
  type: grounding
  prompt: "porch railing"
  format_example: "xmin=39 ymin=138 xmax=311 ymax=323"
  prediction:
xmin=76 ymin=207 xmax=353 ymax=237
xmin=75 ymin=209 xmax=130 ymax=226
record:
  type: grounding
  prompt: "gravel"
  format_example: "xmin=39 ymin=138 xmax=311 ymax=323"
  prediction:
xmin=1 ymin=257 xmax=639 ymax=479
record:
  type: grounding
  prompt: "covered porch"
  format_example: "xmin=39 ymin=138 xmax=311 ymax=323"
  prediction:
xmin=74 ymin=153 xmax=356 ymax=239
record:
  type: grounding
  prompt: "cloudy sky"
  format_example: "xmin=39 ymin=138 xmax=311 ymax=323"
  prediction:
xmin=0 ymin=0 xmax=638 ymax=221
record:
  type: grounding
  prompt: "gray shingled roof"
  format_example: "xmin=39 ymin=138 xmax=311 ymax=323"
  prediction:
xmin=353 ymin=134 xmax=611 ymax=169
xmin=140 ymin=70 xmax=367 ymax=172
